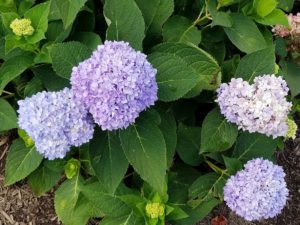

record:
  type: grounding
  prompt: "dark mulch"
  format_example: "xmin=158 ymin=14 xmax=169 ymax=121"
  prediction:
xmin=0 ymin=122 xmax=299 ymax=225
xmin=0 ymin=134 xmax=60 ymax=225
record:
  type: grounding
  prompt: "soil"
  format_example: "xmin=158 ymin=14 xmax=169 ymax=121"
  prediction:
xmin=0 ymin=123 xmax=299 ymax=225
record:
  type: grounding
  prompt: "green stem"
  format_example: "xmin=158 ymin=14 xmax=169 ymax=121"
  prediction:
xmin=204 ymin=157 xmax=230 ymax=176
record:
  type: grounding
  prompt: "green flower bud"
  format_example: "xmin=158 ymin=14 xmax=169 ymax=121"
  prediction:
xmin=286 ymin=118 xmax=297 ymax=140
xmin=64 ymin=158 xmax=81 ymax=179
xmin=18 ymin=129 xmax=35 ymax=148
xmin=10 ymin=18 xmax=34 ymax=36
xmin=145 ymin=202 xmax=165 ymax=219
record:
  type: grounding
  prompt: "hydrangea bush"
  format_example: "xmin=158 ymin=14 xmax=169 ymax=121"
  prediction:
xmin=0 ymin=0 xmax=299 ymax=225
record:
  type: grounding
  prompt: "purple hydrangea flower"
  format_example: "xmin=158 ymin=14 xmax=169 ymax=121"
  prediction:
xmin=17 ymin=88 xmax=94 ymax=160
xmin=70 ymin=41 xmax=158 ymax=131
xmin=216 ymin=75 xmax=292 ymax=138
xmin=224 ymin=158 xmax=288 ymax=221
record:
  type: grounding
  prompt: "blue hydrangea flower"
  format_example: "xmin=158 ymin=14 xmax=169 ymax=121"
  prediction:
xmin=216 ymin=75 xmax=292 ymax=138
xmin=17 ymin=88 xmax=94 ymax=160
xmin=70 ymin=41 xmax=158 ymax=131
xmin=224 ymin=158 xmax=288 ymax=221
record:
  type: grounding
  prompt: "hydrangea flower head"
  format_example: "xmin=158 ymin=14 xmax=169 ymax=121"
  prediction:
xmin=224 ymin=158 xmax=288 ymax=221
xmin=17 ymin=88 xmax=94 ymax=159
xmin=71 ymin=41 xmax=158 ymax=131
xmin=10 ymin=18 xmax=34 ymax=36
xmin=216 ymin=75 xmax=292 ymax=138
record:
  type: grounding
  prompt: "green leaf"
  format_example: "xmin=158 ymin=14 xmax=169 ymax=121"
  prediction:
xmin=234 ymin=47 xmax=275 ymax=82
xmin=24 ymin=2 xmax=50 ymax=44
xmin=280 ymin=59 xmax=300 ymax=98
xmin=28 ymin=162 xmax=62 ymax=196
xmin=31 ymin=65 xmax=70 ymax=91
xmin=149 ymin=43 xmax=220 ymax=101
xmin=0 ymin=53 xmax=34 ymax=93
xmin=100 ymin=211 xmax=141 ymax=225
xmin=222 ymin=156 xmax=242 ymax=175
xmin=104 ymin=0 xmax=145 ymax=50
xmin=72 ymin=32 xmax=102 ymax=50
xmin=1 ymin=12 xmax=19 ymax=32
xmin=24 ymin=76 xmax=43 ymax=97
xmin=135 ymin=0 xmax=174 ymax=37
xmin=46 ymin=20 xmax=72 ymax=43
xmin=224 ymin=13 xmax=267 ymax=53
xmin=119 ymin=113 xmax=167 ymax=195
xmin=18 ymin=0 xmax=35 ymax=15
xmin=54 ymin=175 xmax=91 ymax=225
xmin=207 ymin=0 xmax=233 ymax=27
xmin=162 ymin=16 xmax=201 ymax=45
xmin=255 ymin=9 xmax=289 ymax=26
xmin=81 ymin=181 xmax=131 ymax=217
xmin=49 ymin=41 xmax=91 ymax=79
xmin=158 ymin=108 xmax=177 ymax=168
xmin=5 ymin=34 xmax=36 ymax=54
xmin=176 ymin=124 xmax=201 ymax=166
xmin=188 ymin=173 xmax=226 ymax=208
xmin=200 ymin=108 xmax=238 ymax=153
xmin=277 ymin=0 xmax=294 ymax=11
xmin=5 ymin=139 xmax=43 ymax=186
xmin=232 ymin=132 xmax=278 ymax=162
xmin=52 ymin=0 xmax=87 ymax=28
xmin=89 ymin=129 xmax=128 ymax=194
xmin=253 ymin=0 xmax=278 ymax=18
xmin=0 ymin=99 xmax=17 ymax=131
xmin=0 ymin=0 xmax=16 ymax=13
xmin=173 ymin=198 xmax=220 ymax=225
xmin=168 ymin=164 xmax=201 ymax=204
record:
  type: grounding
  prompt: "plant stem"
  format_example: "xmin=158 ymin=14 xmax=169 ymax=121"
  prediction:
xmin=204 ymin=157 xmax=230 ymax=176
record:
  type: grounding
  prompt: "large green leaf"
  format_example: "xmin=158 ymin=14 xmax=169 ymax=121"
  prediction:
xmin=52 ymin=0 xmax=87 ymax=28
xmin=54 ymin=175 xmax=91 ymax=225
xmin=0 ymin=99 xmax=17 ymax=131
xmin=200 ymin=108 xmax=238 ymax=153
xmin=253 ymin=0 xmax=278 ymax=18
xmin=149 ymin=43 xmax=220 ymax=101
xmin=224 ymin=13 xmax=267 ymax=53
xmin=89 ymin=129 xmax=128 ymax=194
xmin=81 ymin=182 xmax=131 ymax=217
xmin=234 ymin=47 xmax=275 ymax=83
xmin=255 ymin=9 xmax=289 ymax=26
xmin=0 ymin=0 xmax=16 ymax=13
xmin=158 ymin=108 xmax=177 ymax=168
xmin=24 ymin=2 xmax=50 ymax=44
xmin=0 ymin=53 xmax=34 ymax=94
xmin=100 ymin=211 xmax=141 ymax=225
xmin=278 ymin=0 xmax=294 ymax=11
xmin=173 ymin=198 xmax=220 ymax=225
xmin=280 ymin=59 xmax=300 ymax=98
xmin=5 ymin=139 xmax=43 ymax=186
xmin=28 ymin=163 xmax=62 ymax=196
xmin=176 ymin=124 xmax=201 ymax=166
xmin=135 ymin=0 xmax=173 ymax=37
xmin=232 ymin=132 xmax=278 ymax=162
xmin=119 ymin=113 xmax=167 ymax=195
xmin=104 ymin=0 xmax=145 ymax=50
xmin=31 ymin=65 xmax=70 ymax=91
xmin=49 ymin=41 xmax=91 ymax=79
xmin=188 ymin=173 xmax=226 ymax=208
xmin=162 ymin=16 xmax=202 ymax=45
